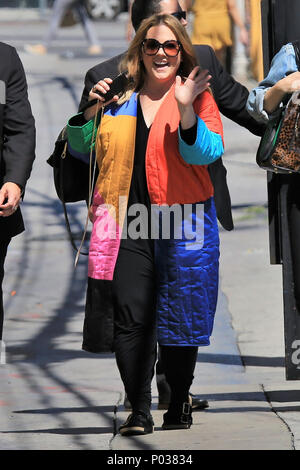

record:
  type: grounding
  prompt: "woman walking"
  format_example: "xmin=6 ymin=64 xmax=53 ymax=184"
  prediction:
xmin=186 ymin=0 xmax=248 ymax=69
xmin=67 ymin=13 xmax=224 ymax=435
xmin=25 ymin=0 xmax=102 ymax=56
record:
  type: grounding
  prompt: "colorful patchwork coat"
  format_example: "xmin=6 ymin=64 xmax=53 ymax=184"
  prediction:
xmin=68 ymin=85 xmax=224 ymax=348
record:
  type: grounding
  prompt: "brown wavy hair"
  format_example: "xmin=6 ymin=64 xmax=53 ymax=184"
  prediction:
xmin=118 ymin=14 xmax=199 ymax=103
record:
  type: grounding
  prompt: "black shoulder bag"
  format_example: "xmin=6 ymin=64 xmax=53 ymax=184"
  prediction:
xmin=47 ymin=104 xmax=101 ymax=259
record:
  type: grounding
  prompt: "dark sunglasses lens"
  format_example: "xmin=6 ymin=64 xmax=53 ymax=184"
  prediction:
xmin=143 ymin=39 xmax=160 ymax=54
xmin=172 ymin=11 xmax=186 ymax=20
xmin=143 ymin=40 xmax=180 ymax=57
xmin=164 ymin=41 xmax=180 ymax=56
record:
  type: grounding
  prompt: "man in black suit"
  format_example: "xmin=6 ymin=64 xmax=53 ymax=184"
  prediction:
xmin=78 ymin=0 xmax=265 ymax=409
xmin=0 ymin=42 xmax=35 ymax=342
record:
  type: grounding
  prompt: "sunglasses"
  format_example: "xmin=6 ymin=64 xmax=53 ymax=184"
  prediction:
xmin=171 ymin=11 xmax=187 ymax=21
xmin=142 ymin=39 xmax=182 ymax=57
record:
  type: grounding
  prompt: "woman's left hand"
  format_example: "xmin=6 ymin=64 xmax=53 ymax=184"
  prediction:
xmin=175 ymin=66 xmax=211 ymax=107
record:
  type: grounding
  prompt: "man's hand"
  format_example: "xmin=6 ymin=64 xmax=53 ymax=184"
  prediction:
xmin=0 ymin=182 xmax=22 ymax=217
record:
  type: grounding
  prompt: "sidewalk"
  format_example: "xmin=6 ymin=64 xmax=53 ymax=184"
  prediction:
xmin=0 ymin=7 xmax=128 ymax=23
xmin=111 ymin=104 xmax=300 ymax=451
xmin=111 ymin=197 xmax=300 ymax=450
xmin=0 ymin=7 xmax=47 ymax=22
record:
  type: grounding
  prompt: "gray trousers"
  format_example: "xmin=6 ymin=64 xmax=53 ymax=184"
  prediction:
xmin=44 ymin=0 xmax=99 ymax=47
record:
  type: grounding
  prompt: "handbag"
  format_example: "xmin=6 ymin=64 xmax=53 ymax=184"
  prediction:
xmin=47 ymin=126 xmax=90 ymax=204
xmin=60 ymin=8 xmax=79 ymax=27
xmin=256 ymin=91 xmax=300 ymax=174
xmin=47 ymin=127 xmax=90 ymax=255
xmin=47 ymin=104 xmax=101 ymax=258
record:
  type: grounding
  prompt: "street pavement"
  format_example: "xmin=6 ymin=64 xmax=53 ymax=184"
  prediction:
xmin=0 ymin=8 xmax=300 ymax=453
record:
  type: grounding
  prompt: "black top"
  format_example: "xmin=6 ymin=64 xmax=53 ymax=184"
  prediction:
xmin=120 ymin=98 xmax=151 ymax=255
xmin=127 ymin=98 xmax=151 ymax=212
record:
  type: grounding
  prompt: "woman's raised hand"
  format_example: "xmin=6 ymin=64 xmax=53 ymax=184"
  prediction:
xmin=84 ymin=78 xmax=119 ymax=121
xmin=174 ymin=66 xmax=211 ymax=107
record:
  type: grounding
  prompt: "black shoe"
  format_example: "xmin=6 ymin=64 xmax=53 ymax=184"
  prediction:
xmin=158 ymin=391 xmax=209 ymax=411
xmin=157 ymin=374 xmax=209 ymax=410
xmin=119 ymin=412 xmax=154 ymax=436
xmin=162 ymin=402 xmax=192 ymax=430
xmin=190 ymin=393 xmax=209 ymax=410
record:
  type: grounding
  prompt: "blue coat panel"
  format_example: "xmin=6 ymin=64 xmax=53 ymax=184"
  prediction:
xmin=155 ymin=197 xmax=219 ymax=346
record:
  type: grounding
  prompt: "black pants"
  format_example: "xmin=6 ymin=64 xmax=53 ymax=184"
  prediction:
xmin=0 ymin=239 xmax=11 ymax=341
xmin=111 ymin=238 xmax=198 ymax=414
xmin=160 ymin=345 xmax=198 ymax=407
xmin=112 ymin=239 xmax=157 ymax=415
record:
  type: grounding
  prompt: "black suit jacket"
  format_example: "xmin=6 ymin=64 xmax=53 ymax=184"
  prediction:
xmin=79 ymin=45 xmax=265 ymax=231
xmin=0 ymin=42 xmax=35 ymax=240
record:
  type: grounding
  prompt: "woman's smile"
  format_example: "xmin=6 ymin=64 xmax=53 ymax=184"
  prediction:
xmin=153 ymin=60 xmax=169 ymax=70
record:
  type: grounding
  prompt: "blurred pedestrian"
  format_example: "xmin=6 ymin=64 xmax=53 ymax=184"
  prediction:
xmin=125 ymin=0 xmax=134 ymax=41
xmin=68 ymin=12 xmax=224 ymax=434
xmin=186 ymin=0 xmax=248 ymax=69
xmin=0 ymin=42 xmax=35 ymax=342
xmin=76 ymin=0 xmax=265 ymax=416
xmin=24 ymin=0 xmax=102 ymax=56
xmin=245 ymin=0 xmax=264 ymax=81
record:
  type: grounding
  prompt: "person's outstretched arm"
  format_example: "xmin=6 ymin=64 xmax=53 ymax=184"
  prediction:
xmin=247 ymin=43 xmax=298 ymax=121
